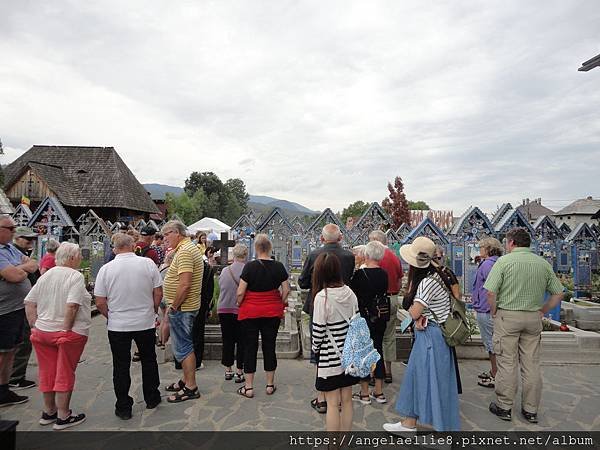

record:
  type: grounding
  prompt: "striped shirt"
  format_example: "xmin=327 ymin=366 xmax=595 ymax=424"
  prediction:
xmin=163 ymin=238 xmax=203 ymax=311
xmin=483 ymin=247 xmax=564 ymax=311
xmin=414 ymin=273 xmax=451 ymax=324
xmin=311 ymin=286 xmax=358 ymax=378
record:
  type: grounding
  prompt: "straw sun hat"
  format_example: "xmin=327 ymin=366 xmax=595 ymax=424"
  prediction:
xmin=399 ymin=236 xmax=437 ymax=269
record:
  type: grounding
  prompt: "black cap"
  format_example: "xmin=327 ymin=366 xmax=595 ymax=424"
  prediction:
xmin=140 ymin=226 xmax=156 ymax=236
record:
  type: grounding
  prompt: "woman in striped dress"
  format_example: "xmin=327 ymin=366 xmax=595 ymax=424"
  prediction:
xmin=312 ymin=252 xmax=360 ymax=432
xmin=384 ymin=237 xmax=460 ymax=432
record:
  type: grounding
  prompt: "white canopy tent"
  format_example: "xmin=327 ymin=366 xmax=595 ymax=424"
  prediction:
xmin=187 ymin=217 xmax=231 ymax=236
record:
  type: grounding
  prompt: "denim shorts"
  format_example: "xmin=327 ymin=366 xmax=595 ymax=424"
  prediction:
xmin=476 ymin=311 xmax=494 ymax=354
xmin=168 ymin=309 xmax=198 ymax=362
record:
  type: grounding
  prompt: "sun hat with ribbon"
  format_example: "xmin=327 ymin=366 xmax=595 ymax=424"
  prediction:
xmin=399 ymin=236 xmax=437 ymax=269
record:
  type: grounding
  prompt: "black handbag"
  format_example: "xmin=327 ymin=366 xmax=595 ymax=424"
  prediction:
xmin=362 ymin=269 xmax=390 ymax=322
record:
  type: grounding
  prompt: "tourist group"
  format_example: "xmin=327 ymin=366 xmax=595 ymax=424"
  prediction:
xmin=0 ymin=215 xmax=563 ymax=432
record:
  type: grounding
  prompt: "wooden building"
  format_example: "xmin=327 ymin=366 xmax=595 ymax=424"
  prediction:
xmin=4 ymin=146 xmax=159 ymax=222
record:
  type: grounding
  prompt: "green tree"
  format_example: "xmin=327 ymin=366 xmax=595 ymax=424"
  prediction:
xmin=382 ymin=176 xmax=410 ymax=229
xmin=339 ymin=200 xmax=369 ymax=225
xmin=408 ymin=200 xmax=430 ymax=210
xmin=184 ymin=171 xmax=224 ymax=197
xmin=165 ymin=190 xmax=206 ymax=225
xmin=224 ymin=178 xmax=249 ymax=212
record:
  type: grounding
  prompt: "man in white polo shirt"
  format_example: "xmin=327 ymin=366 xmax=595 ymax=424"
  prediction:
xmin=94 ymin=233 xmax=163 ymax=420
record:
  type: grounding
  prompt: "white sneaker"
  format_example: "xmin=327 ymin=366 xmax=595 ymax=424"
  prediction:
xmin=383 ymin=421 xmax=417 ymax=434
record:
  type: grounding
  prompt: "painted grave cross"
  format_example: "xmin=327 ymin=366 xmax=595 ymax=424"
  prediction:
xmin=213 ymin=231 xmax=236 ymax=265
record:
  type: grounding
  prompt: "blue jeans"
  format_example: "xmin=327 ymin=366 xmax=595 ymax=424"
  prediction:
xmin=168 ymin=310 xmax=198 ymax=362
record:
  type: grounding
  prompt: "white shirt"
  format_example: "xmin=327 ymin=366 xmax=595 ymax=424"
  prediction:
xmin=24 ymin=266 xmax=92 ymax=336
xmin=94 ymin=252 xmax=162 ymax=332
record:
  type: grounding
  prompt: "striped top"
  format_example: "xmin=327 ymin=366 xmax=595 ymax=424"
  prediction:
xmin=483 ymin=247 xmax=564 ymax=311
xmin=312 ymin=285 xmax=359 ymax=378
xmin=163 ymin=238 xmax=204 ymax=311
xmin=414 ymin=272 xmax=451 ymax=324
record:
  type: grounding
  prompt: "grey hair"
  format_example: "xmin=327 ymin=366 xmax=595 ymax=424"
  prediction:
xmin=435 ymin=245 xmax=445 ymax=257
xmin=479 ymin=237 xmax=504 ymax=257
xmin=254 ymin=233 xmax=272 ymax=254
xmin=46 ymin=239 xmax=60 ymax=253
xmin=321 ymin=224 xmax=341 ymax=242
xmin=364 ymin=241 xmax=386 ymax=262
xmin=111 ymin=232 xmax=135 ymax=249
xmin=352 ymin=245 xmax=366 ymax=257
xmin=232 ymin=243 xmax=248 ymax=260
xmin=55 ymin=242 xmax=81 ymax=266
xmin=161 ymin=220 xmax=187 ymax=236
xmin=368 ymin=230 xmax=388 ymax=245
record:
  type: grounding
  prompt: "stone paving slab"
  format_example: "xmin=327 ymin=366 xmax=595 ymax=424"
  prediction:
xmin=2 ymin=316 xmax=599 ymax=432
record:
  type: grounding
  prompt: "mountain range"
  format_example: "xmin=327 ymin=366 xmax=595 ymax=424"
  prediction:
xmin=143 ymin=183 xmax=317 ymax=216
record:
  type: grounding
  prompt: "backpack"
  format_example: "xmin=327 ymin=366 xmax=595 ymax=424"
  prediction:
xmin=325 ymin=290 xmax=381 ymax=378
xmin=134 ymin=245 xmax=151 ymax=258
xmin=427 ymin=275 xmax=471 ymax=347
xmin=362 ymin=269 xmax=390 ymax=322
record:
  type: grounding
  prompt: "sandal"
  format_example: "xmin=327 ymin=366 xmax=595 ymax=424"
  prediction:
xmin=167 ymin=386 xmax=201 ymax=403
xmin=266 ymin=384 xmax=277 ymax=395
xmin=237 ymin=386 xmax=254 ymax=398
xmin=225 ymin=371 xmax=234 ymax=381
xmin=384 ymin=374 xmax=393 ymax=384
xmin=478 ymin=371 xmax=491 ymax=379
xmin=165 ymin=379 xmax=185 ymax=392
xmin=310 ymin=398 xmax=327 ymax=414
xmin=234 ymin=373 xmax=245 ymax=384
xmin=478 ymin=376 xmax=495 ymax=388
xmin=370 ymin=391 xmax=387 ymax=404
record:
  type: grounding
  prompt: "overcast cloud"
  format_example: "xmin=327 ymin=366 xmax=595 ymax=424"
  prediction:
xmin=1 ymin=0 xmax=599 ymax=216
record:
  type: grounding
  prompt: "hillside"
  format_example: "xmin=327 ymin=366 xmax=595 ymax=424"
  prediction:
xmin=144 ymin=184 xmax=318 ymax=217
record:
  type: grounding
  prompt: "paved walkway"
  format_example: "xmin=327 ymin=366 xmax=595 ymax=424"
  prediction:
xmin=3 ymin=316 xmax=599 ymax=432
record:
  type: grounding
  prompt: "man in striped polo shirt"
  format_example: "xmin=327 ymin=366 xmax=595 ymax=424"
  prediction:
xmin=484 ymin=227 xmax=564 ymax=424
xmin=161 ymin=221 xmax=204 ymax=403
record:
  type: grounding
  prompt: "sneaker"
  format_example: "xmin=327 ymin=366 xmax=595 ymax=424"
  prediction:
xmin=370 ymin=391 xmax=387 ymax=404
xmin=53 ymin=412 xmax=86 ymax=430
xmin=0 ymin=390 xmax=29 ymax=407
xmin=352 ymin=392 xmax=371 ymax=405
xmin=521 ymin=409 xmax=538 ymax=424
xmin=9 ymin=379 xmax=37 ymax=391
xmin=39 ymin=411 xmax=58 ymax=425
xmin=489 ymin=402 xmax=512 ymax=421
xmin=383 ymin=421 xmax=417 ymax=434
xmin=115 ymin=409 xmax=132 ymax=420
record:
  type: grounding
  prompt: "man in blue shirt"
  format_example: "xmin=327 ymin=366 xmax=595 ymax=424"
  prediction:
xmin=0 ymin=216 xmax=38 ymax=407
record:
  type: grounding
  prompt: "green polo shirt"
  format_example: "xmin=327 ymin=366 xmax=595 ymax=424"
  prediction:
xmin=483 ymin=247 xmax=564 ymax=311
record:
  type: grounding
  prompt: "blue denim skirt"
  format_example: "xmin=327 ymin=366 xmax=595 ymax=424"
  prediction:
xmin=395 ymin=322 xmax=460 ymax=431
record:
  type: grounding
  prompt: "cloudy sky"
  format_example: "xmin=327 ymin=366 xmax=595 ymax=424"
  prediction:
xmin=1 ymin=0 xmax=599 ymax=215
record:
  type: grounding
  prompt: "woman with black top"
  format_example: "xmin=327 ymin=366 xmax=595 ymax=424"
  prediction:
xmin=350 ymin=240 xmax=389 ymax=405
xmin=236 ymin=234 xmax=290 ymax=398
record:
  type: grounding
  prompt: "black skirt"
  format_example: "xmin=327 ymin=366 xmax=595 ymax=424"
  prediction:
xmin=315 ymin=372 xmax=360 ymax=392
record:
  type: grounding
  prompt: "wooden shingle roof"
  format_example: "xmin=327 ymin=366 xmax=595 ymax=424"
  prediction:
xmin=4 ymin=146 xmax=159 ymax=214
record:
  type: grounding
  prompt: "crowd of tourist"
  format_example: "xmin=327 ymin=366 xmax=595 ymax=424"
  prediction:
xmin=0 ymin=214 xmax=565 ymax=432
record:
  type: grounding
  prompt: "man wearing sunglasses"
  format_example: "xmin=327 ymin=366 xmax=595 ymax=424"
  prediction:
xmin=0 ymin=217 xmax=38 ymax=407
xmin=9 ymin=227 xmax=41 ymax=392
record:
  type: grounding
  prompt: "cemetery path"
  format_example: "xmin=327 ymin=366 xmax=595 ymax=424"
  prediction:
xmin=4 ymin=315 xmax=599 ymax=432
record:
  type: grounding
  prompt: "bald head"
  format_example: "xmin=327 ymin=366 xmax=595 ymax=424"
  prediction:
xmin=321 ymin=224 xmax=342 ymax=244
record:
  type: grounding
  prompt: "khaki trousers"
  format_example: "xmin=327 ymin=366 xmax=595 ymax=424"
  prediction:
xmin=493 ymin=309 xmax=543 ymax=413
xmin=383 ymin=295 xmax=399 ymax=362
